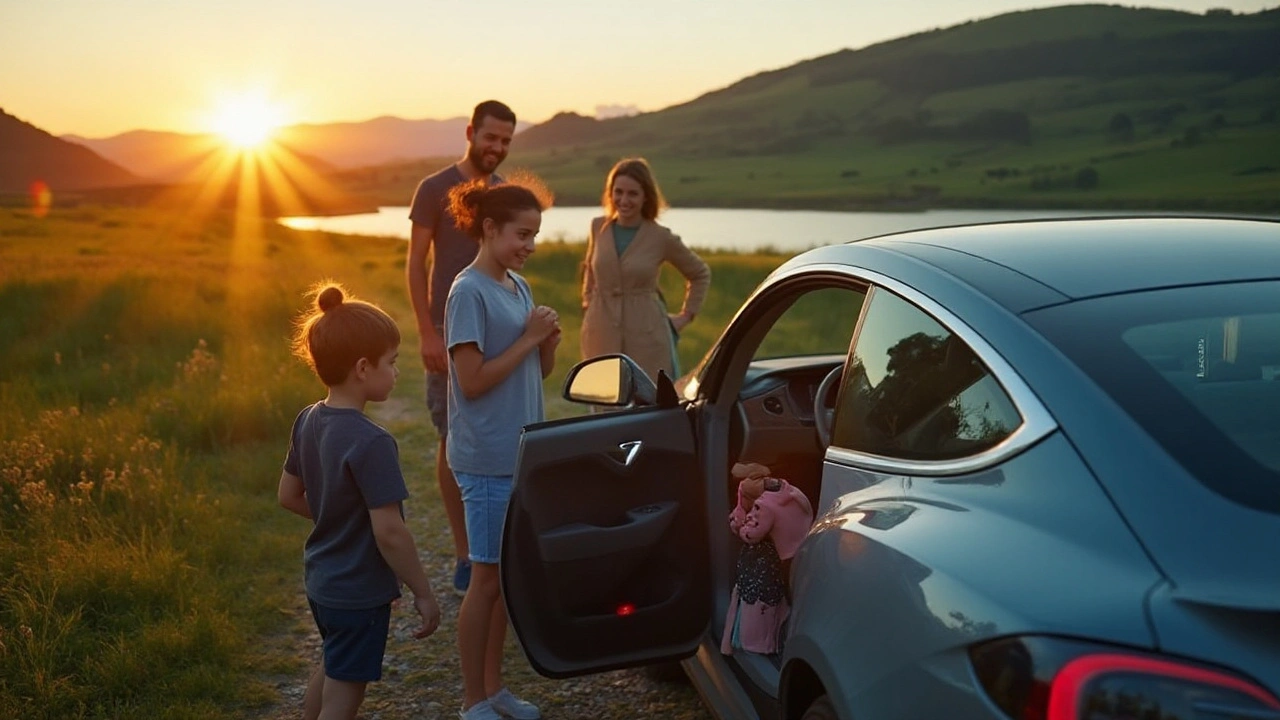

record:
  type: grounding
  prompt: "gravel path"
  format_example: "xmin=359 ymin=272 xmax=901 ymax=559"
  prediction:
xmin=254 ymin=559 xmax=712 ymax=720
xmin=253 ymin=399 xmax=713 ymax=720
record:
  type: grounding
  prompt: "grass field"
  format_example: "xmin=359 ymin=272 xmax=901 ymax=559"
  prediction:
xmin=0 ymin=203 xmax=786 ymax=718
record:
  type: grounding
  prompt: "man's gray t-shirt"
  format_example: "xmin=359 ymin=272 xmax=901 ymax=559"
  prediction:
xmin=408 ymin=165 xmax=503 ymax=328
xmin=445 ymin=268 xmax=545 ymax=476
xmin=284 ymin=403 xmax=408 ymax=609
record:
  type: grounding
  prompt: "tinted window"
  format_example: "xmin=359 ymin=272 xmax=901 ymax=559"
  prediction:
xmin=1027 ymin=280 xmax=1280 ymax=513
xmin=832 ymin=288 xmax=1021 ymax=460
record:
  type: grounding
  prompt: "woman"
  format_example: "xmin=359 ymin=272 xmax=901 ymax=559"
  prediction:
xmin=580 ymin=158 xmax=711 ymax=382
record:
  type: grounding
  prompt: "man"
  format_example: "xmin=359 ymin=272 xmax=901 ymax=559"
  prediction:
xmin=407 ymin=100 xmax=516 ymax=595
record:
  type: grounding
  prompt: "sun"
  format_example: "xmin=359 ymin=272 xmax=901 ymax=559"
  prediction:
xmin=210 ymin=93 xmax=285 ymax=150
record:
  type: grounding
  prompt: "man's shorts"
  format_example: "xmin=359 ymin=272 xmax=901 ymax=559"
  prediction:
xmin=307 ymin=598 xmax=392 ymax=683
xmin=453 ymin=472 xmax=513 ymax=564
xmin=426 ymin=370 xmax=448 ymax=435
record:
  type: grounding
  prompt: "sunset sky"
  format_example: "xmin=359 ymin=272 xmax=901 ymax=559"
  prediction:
xmin=1 ymin=0 xmax=1274 ymax=139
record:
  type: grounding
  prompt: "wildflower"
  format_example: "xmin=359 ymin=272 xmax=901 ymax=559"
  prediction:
xmin=19 ymin=481 xmax=55 ymax=510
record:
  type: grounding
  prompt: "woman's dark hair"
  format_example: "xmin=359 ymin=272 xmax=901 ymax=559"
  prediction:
xmin=447 ymin=174 xmax=553 ymax=240
xmin=292 ymin=282 xmax=400 ymax=386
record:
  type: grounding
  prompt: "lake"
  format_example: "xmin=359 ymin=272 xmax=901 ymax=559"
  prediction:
xmin=280 ymin=206 xmax=1157 ymax=254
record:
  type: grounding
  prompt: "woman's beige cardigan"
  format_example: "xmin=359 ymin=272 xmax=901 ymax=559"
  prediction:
xmin=580 ymin=216 xmax=711 ymax=381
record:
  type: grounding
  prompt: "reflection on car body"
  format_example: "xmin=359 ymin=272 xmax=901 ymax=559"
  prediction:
xmin=502 ymin=217 xmax=1280 ymax=720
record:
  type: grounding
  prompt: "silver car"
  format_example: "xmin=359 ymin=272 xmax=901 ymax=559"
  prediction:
xmin=500 ymin=217 xmax=1280 ymax=720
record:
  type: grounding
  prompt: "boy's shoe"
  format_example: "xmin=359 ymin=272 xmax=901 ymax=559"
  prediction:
xmin=453 ymin=558 xmax=471 ymax=596
xmin=488 ymin=688 xmax=541 ymax=720
xmin=458 ymin=699 xmax=503 ymax=720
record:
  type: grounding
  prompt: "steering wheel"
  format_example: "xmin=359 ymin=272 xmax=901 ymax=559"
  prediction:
xmin=813 ymin=364 xmax=843 ymax=449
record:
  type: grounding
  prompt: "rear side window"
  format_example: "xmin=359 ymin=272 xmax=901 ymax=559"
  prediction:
xmin=831 ymin=288 xmax=1021 ymax=460
xmin=1028 ymin=281 xmax=1280 ymax=513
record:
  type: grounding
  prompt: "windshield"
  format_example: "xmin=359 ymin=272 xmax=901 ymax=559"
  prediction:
xmin=1027 ymin=280 xmax=1280 ymax=514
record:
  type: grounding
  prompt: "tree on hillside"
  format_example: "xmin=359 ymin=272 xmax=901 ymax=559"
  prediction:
xmin=1107 ymin=113 xmax=1135 ymax=143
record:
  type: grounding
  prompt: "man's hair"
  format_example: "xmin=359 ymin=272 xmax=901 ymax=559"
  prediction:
xmin=292 ymin=282 xmax=400 ymax=386
xmin=604 ymin=157 xmax=667 ymax=221
xmin=471 ymin=100 xmax=516 ymax=129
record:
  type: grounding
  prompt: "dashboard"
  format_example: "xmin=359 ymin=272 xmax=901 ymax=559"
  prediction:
xmin=732 ymin=354 xmax=845 ymax=472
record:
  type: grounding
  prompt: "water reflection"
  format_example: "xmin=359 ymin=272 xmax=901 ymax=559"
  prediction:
xmin=279 ymin=206 xmax=1135 ymax=254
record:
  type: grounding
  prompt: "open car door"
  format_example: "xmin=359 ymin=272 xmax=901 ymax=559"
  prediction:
xmin=501 ymin=400 xmax=709 ymax=678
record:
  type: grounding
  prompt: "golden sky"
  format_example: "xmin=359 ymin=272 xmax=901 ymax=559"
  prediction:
xmin=1 ymin=0 xmax=1273 ymax=138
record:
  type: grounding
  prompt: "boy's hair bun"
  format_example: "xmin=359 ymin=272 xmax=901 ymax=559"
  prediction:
xmin=317 ymin=285 xmax=345 ymax=312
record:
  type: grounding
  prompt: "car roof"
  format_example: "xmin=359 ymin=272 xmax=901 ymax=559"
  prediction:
xmin=855 ymin=217 xmax=1280 ymax=306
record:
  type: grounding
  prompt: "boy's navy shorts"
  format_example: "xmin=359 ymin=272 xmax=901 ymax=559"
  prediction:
xmin=307 ymin=598 xmax=392 ymax=683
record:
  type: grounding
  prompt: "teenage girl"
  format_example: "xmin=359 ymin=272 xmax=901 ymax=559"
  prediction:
xmin=444 ymin=177 xmax=558 ymax=720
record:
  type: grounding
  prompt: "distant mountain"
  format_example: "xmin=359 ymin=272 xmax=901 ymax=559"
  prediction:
xmin=60 ymin=129 xmax=226 ymax=184
xmin=1 ymin=109 xmax=140 ymax=194
xmin=66 ymin=116 xmax=532 ymax=182
xmin=506 ymin=4 xmax=1280 ymax=211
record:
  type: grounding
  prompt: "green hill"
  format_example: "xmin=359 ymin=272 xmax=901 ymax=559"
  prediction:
xmin=500 ymin=4 xmax=1279 ymax=212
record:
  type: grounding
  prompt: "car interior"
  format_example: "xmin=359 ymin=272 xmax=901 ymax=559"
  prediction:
xmin=1131 ymin=312 xmax=1280 ymax=470
xmin=706 ymin=282 xmax=868 ymax=677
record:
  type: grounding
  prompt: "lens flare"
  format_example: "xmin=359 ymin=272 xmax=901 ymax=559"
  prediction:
xmin=30 ymin=180 xmax=52 ymax=218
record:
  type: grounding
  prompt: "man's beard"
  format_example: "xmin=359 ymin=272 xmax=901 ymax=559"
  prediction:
xmin=468 ymin=145 xmax=504 ymax=173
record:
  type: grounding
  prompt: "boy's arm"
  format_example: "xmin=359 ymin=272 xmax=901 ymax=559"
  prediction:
xmin=277 ymin=471 xmax=311 ymax=519
xmin=370 ymin=504 xmax=441 ymax=639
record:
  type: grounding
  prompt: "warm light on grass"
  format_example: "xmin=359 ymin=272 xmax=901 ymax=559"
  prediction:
xmin=209 ymin=92 xmax=285 ymax=150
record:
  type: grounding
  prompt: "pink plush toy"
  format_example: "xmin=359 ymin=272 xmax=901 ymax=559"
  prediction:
xmin=722 ymin=462 xmax=814 ymax=656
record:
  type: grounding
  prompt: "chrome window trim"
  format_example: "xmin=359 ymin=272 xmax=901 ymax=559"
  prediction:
xmin=756 ymin=262 xmax=1058 ymax=477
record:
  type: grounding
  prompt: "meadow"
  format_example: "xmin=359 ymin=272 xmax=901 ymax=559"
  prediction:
xmin=0 ymin=202 xmax=785 ymax=718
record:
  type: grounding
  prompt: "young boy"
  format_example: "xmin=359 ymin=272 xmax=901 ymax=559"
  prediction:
xmin=278 ymin=282 xmax=441 ymax=720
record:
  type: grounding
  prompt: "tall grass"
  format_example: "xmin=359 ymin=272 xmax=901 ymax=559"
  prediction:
xmin=0 ymin=204 xmax=793 ymax=717
xmin=0 ymin=205 xmax=402 ymax=718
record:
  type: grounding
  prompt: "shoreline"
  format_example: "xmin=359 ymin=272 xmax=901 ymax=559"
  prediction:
xmin=3 ymin=187 xmax=1276 ymax=221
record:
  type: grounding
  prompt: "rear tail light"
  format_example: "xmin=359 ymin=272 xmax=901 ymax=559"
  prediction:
xmin=971 ymin=636 xmax=1280 ymax=720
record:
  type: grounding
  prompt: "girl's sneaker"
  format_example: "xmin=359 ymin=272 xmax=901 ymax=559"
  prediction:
xmin=459 ymin=699 xmax=502 ymax=720
xmin=488 ymin=688 xmax=541 ymax=720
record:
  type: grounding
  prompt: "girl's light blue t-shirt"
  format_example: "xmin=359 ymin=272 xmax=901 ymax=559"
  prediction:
xmin=444 ymin=267 xmax=545 ymax=476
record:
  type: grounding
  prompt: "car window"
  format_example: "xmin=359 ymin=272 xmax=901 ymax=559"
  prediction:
xmin=1026 ymin=280 xmax=1280 ymax=513
xmin=831 ymin=288 xmax=1022 ymax=460
xmin=753 ymin=287 xmax=865 ymax=362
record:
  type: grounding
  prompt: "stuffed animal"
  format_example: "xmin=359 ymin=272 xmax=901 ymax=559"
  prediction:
xmin=721 ymin=462 xmax=814 ymax=656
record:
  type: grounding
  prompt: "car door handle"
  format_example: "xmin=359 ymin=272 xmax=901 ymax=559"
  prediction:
xmin=537 ymin=501 xmax=678 ymax=562
xmin=609 ymin=441 xmax=642 ymax=467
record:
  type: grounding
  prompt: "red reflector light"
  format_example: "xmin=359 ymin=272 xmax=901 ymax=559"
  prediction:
xmin=615 ymin=603 xmax=635 ymax=617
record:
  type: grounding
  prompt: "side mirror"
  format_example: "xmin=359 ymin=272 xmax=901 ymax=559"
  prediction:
xmin=562 ymin=354 xmax=657 ymax=407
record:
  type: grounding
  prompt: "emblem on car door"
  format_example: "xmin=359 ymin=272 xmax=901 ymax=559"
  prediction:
xmin=610 ymin=441 xmax=642 ymax=467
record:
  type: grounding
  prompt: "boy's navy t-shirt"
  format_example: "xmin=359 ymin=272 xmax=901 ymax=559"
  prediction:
xmin=284 ymin=402 xmax=408 ymax=609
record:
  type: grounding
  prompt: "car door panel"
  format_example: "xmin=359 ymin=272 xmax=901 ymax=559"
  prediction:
xmin=502 ymin=404 xmax=710 ymax=678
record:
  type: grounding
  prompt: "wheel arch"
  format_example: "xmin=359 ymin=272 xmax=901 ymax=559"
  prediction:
xmin=781 ymin=658 xmax=828 ymax=720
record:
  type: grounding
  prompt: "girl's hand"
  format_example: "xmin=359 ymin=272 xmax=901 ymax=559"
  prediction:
xmin=541 ymin=326 xmax=562 ymax=351
xmin=526 ymin=306 xmax=559 ymax=341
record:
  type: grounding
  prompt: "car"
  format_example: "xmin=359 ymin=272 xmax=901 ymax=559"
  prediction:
xmin=499 ymin=216 xmax=1280 ymax=720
